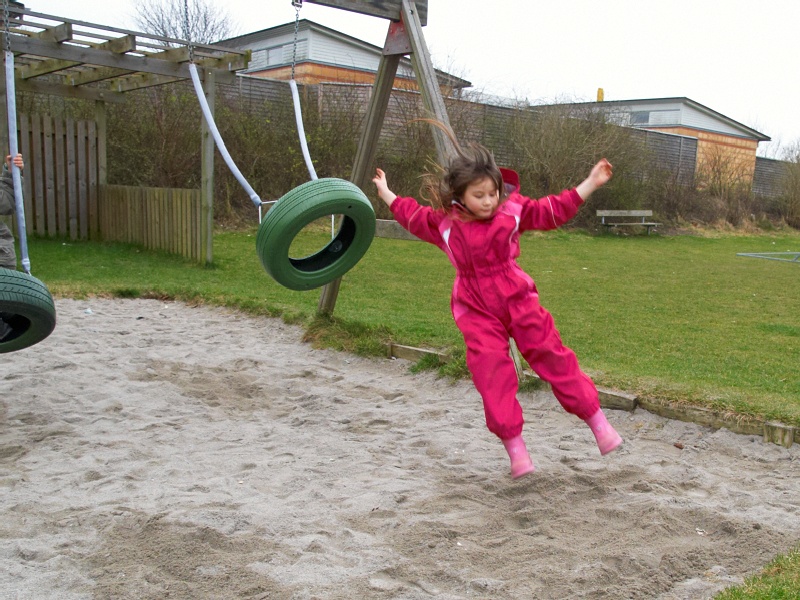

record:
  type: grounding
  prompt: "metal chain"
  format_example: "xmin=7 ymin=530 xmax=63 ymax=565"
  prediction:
xmin=3 ymin=0 xmax=11 ymax=53
xmin=291 ymin=0 xmax=302 ymax=80
xmin=182 ymin=0 xmax=194 ymax=63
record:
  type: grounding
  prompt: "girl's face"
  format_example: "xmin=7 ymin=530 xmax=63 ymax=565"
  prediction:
xmin=461 ymin=176 xmax=500 ymax=219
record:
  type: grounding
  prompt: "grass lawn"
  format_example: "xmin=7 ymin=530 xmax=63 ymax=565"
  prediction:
xmin=29 ymin=227 xmax=800 ymax=427
xmin=16 ymin=226 xmax=800 ymax=599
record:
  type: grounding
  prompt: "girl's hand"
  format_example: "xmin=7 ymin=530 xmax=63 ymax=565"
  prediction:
xmin=372 ymin=168 xmax=396 ymax=207
xmin=576 ymin=158 xmax=613 ymax=200
xmin=372 ymin=168 xmax=387 ymax=190
xmin=589 ymin=158 xmax=613 ymax=187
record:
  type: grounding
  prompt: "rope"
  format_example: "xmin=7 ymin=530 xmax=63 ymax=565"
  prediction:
xmin=2 ymin=0 xmax=30 ymax=273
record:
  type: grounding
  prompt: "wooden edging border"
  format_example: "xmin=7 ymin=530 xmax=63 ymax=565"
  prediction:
xmin=386 ymin=343 xmax=797 ymax=449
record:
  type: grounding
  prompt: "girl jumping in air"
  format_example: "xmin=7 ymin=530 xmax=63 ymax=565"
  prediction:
xmin=372 ymin=135 xmax=622 ymax=480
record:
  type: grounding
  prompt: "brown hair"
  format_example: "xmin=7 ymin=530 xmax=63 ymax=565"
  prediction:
xmin=417 ymin=120 xmax=509 ymax=219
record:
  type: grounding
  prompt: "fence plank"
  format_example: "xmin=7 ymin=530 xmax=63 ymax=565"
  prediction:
xmin=19 ymin=114 xmax=32 ymax=232
xmin=54 ymin=118 xmax=67 ymax=236
xmin=31 ymin=115 xmax=45 ymax=235
xmin=66 ymin=119 xmax=78 ymax=240
xmin=88 ymin=120 xmax=98 ymax=239
xmin=77 ymin=121 xmax=88 ymax=240
xmin=43 ymin=116 xmax=57 ymax=237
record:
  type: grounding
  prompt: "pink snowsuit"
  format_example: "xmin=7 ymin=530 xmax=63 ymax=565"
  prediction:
xmin=389 ymin=168 xmax=600 ymax=440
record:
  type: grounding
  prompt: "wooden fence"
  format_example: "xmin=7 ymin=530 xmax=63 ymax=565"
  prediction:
xmin=18 ymin=113 xmax=98 ymax=240
xmin=12 ymin=113 xmax=206 ymax=263
xmin=99 ymin=185 xmax=205 ymax=263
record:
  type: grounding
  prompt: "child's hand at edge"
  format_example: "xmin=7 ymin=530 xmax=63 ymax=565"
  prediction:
xmin=6 ymin=154 xmax=23 ymax=171
xmin=372 ymin=168 xmax=396 ymax=207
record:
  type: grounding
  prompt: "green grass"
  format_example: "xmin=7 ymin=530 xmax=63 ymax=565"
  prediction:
xmin=17 ymin=226 xmax=800 ymax=599
xmin=714 ymin=547 xmax=800 ymax=599
xmin=27 ymin=227 xmax=800 ymax=427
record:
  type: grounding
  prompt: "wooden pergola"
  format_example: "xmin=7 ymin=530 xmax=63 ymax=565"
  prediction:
xmin=2 ymin=2 xmax=453 ymax=314
xmin=0 ymin=3 xmax=250 ymax=262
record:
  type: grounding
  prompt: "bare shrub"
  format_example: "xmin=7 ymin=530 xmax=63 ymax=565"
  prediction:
xmin=695 ymin=145 xmax=757 ymax=226
xmin=107 ymin=84 xmax=201 ymax=189
xmin=778 ymin=141 xmax=800 ymax=228
xmin=502 ymin=100 xmax=650 ymax=226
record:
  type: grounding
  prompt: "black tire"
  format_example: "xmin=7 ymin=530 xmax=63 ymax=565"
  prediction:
xmin=256 ymin=178 xmax=376 ymax=291
xmin=0 ymin=268 xmax=57 ymax=353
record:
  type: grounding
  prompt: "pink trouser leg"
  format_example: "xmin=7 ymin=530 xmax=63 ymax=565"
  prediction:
xmin=509 ymin=295 xmax=600 ymax=420
xmin=459 ymin=309 xmax=524 ymax=440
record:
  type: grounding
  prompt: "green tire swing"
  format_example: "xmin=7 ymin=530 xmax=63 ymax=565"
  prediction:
xmin=186 ymin=0 xmax=375 ymax=293
xmin=256 ymin=178 xmax=375 ymax=291
xmin=0 ymin=4 xmax=56 ymax=354
xmin=0 ymin=268 xmax=56 ymax=354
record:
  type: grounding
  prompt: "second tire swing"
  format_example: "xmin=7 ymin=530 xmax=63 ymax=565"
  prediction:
xmin=254 ymin=2 xmax=374 ymax=292
xmin=256 ymin=178 xmax=375 ymax=291
xmin=184 ymin=0 xmax=375 ymax=294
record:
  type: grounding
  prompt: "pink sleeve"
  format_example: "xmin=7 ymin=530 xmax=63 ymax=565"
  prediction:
xmin=517 ymin=188 xmax=584 ymax=231
xmin=389 ymin=196 xmax=445 ymax=245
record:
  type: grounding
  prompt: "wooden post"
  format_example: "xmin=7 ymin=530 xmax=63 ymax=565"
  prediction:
xmin=317 ymin=0 xmax=453 ymax=316
xmin=400 ymin=0 xmax=456 ymax=163
xmin=317 ymin=38 xmax=401 ymax=316
xmin=200 ymin=68 xmax=215 ymax=265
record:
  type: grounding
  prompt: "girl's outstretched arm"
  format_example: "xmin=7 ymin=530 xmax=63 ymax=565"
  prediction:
xmin=576 ymin=158 xmax=613 ymax=200
xmin=372 ymin=168 xmax=397 ymax=207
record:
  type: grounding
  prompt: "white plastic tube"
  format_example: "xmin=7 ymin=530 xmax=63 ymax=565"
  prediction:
xmin=5 ymin=50 xmax=30 ymax=274
xmin=289 ymin=79 xmax=318 ymax=181
xmin=188 ymin=63 xmax=261 ymax=207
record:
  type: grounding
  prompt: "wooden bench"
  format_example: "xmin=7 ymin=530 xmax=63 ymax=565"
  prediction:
xmin=597 ymin=210 xmax=661 ymax=235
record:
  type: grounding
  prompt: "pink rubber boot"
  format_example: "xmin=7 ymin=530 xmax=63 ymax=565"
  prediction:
xmin=585 ymin=409 xmax=623 ymax=455
xmin=502 ymin=435 xmax=536 ymax=479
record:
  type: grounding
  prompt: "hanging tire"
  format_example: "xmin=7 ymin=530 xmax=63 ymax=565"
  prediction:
xmin=257 ymin=178 xmax=376 ymax=291
xmin=0 ymin=268 xmax=57 ymax=354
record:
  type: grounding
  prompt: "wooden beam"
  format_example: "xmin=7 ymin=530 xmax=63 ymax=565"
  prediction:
xmin=104 ymin=66 xmax=236 ymax=92
xmin=305 ymin=0 xmax=428 ymax=26
xmin=67 ymin=66 xmax=134 ymax=86
xmin=20 ymin=34 xmax=136 ymax=79
xmin=33 ymin=23 xmax=73 ymax=44
xmin=15 ymin=78 xmax=125 ymax=103
xmin=9 ymin=36 xmax=191 ymax=79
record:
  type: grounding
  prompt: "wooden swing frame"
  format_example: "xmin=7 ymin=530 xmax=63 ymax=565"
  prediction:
xmin=304 ymin=0 xmax=456 ymax=315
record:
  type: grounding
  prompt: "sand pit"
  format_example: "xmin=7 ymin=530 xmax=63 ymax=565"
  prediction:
xmin=1 ymin=298 xmax=799 ymax=599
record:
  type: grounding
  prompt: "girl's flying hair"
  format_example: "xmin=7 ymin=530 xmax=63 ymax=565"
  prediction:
xmin=417 ymin=119 xmax=509 ymax=219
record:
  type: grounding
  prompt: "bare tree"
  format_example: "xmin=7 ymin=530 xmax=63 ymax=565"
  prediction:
xmin=134 ymin=0 xmax=237 ymax=44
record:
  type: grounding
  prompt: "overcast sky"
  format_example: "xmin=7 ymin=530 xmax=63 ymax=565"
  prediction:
xmin=25 ymin=0 xmax=800 ymax=157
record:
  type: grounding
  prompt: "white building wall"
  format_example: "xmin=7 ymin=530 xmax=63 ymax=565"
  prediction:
xmin=242 ymin=28 xmax=415 ymax=78
xmin=680 ymin=105 xmax=745 ymax=136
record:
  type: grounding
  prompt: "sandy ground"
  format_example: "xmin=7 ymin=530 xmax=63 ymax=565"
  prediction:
xmin=1 ymin=298 xmax=799 ymax=600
